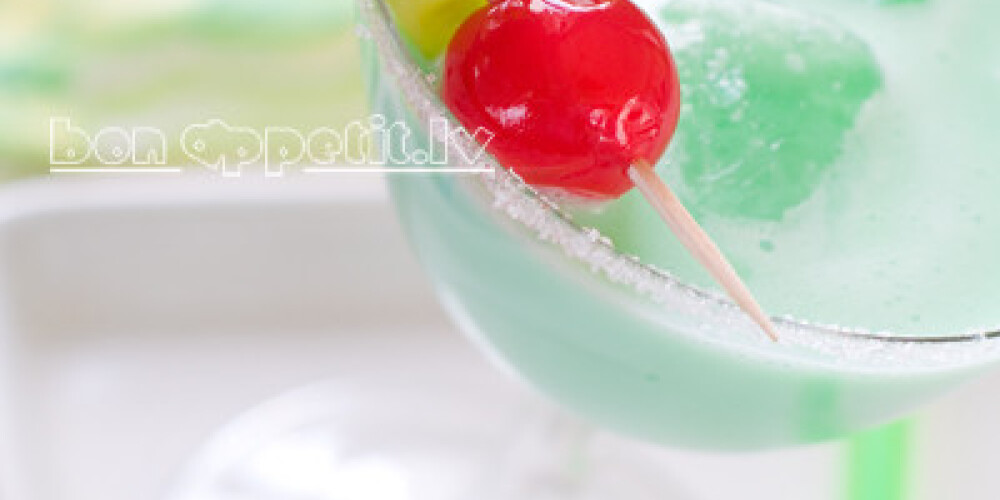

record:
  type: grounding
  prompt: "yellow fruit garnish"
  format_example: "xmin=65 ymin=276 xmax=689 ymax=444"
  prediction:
xmin=388 ymin=0 xmax=485 ymax=60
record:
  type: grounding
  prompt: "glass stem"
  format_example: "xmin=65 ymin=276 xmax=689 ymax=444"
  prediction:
xmin=473 ymin=409 xmax=596 ymax=499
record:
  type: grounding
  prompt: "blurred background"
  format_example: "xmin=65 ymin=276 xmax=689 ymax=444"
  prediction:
xmin=0 ymin=0 xmax=366 ymax=180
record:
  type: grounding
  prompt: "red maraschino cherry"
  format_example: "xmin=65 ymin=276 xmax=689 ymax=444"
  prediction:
xmin=444 ymin=0 xmax=680 ymax=199
xmin=443 ymin=0 xmax=779 ymax=340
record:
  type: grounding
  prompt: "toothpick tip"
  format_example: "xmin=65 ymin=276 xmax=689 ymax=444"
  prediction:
xmin=627 ymin=160 xmax=780 ymax=343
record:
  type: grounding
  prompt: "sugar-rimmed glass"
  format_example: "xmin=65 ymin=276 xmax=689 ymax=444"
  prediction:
xmin=359 ymin=0 xmax=1000 ymax=452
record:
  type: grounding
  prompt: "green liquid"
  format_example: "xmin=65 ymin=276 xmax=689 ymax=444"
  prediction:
xmin=574 ymin=0 xmax=1000 ymax=336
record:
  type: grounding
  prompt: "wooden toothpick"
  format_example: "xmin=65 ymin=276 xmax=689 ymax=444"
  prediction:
xmin=628 ymin=160 xmax=779 ymax=341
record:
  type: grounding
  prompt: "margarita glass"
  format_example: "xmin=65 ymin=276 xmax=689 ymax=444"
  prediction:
xmin=360 ymin=0 xmax=1000 ymax=451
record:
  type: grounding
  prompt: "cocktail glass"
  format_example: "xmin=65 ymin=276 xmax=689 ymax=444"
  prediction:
xmin=358 ymin=0 xmax=1000 ymax=496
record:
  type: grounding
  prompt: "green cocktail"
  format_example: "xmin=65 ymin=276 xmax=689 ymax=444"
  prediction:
xmin=578 ymin=0 xmax=1000 ymax=337
xmin=360 ymin=0 xmax=1000 ymax=450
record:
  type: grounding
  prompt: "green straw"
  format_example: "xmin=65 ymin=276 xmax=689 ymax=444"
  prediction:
xmin=846 ymin=419 xmax=912 ymax=500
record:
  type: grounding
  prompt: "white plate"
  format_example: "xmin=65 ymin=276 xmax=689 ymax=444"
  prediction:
xmin=0 ymin=174 xmax=997 ymax=500
xmin=0 ymin=174 xmax=460 ymax=500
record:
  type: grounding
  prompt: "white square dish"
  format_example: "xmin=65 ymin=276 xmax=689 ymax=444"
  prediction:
xmin=0 ymin=174 xmax=997 ymax=500
xmin=0 ymin=174 xmax=456 ymax=500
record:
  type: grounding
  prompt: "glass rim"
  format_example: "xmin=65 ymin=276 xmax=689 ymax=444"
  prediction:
xmin=359 ymin=0 xmax=1000 ymax=351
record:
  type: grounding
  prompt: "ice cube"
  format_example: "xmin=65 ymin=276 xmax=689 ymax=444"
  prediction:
xmin=659 ymin=0 xmax=882 ymax=220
